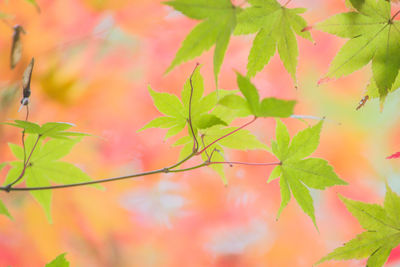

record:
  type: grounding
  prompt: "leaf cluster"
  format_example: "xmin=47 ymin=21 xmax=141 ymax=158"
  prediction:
xmin=140 ymin=66 xmax=346 ymax=227
xmin=165 ymin=0 xmax=312 ymax=86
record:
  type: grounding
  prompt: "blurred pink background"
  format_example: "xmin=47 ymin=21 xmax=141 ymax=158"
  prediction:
xmin=0 ymin=0 xmax=400 ymax=266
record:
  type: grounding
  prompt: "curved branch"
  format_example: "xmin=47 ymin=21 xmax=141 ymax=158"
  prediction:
xmin=5 ymin=134 xmax=41 ymax=190
xmin=188 ymin=63 xmax=200 ymax=153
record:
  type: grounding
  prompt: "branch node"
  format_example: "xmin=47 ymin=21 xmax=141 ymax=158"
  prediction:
xmin=4 ymin=185 xmax=11 ymax=193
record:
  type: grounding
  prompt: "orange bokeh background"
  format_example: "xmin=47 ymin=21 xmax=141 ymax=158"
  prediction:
xmin=0 ymin=0 xmax=400 ymax=266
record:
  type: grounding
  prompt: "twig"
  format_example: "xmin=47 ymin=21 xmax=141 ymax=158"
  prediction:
xmin=0 ymin=159 xmax=281 ymax=192
xmin=188 ymin=63 xmax=200 ymax=153
xmin=214 ymin=149 xmax=232 ymax=167
xmin=200 ymin=134 xmax=210 ymax=160
xmin=210 ymin=161 xmax=281 ymax=166
xmin=283 ymin=0 xmax=292 ymax=7
xmin=0 ymin=162 xmax=208 ymax=191
xmin=196 ymin=116 xmax=257 ymax=155
xmin=21 ymin=105 xmax=30 ymax=166
xmin=5 ymin=134 xmax=41 ymax=190
xmin=167 ymin=152 xmax=195 ymax=170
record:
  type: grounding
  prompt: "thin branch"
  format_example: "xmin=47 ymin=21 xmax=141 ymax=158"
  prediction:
xmin=196 ymin=116 xmax=257 ymax=155
xmin=22 ymin=105 xmax=30 ymax=167
xmin=1 ymin=168 xmax=166 ymax=191
xmin=167 ymin=152 xmax=195 ymax=170
xmin=214 ymin=149 xmax=232 ymax=167
xmin=188 ymin=63 xmax=200 ymax=153
xmin=0 ymin=159 xmax=281 ymax=192
xmin=210 ymin=161 xmax=281 ymax=166
xmin=200 ymin=134 xmax=210 ymax=160
xmin=5 ymin=134 xmax=41 ymax=190
xmin=0 ymin=162 xmax=208 ymax=191
xmin=169 ymin=163 xmax=207 ymax=173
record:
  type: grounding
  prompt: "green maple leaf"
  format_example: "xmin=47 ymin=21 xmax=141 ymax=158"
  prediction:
xmin=235 ymin=0 xmax=312 ymax=81
xmin=6 ymin=135 xmax=97 ymax=222
xmin=1 ymin=120 xmax=91 ymax=139
xmin=164 ymin=0 xmax=237 ymax=87
xmin=316 ymin=184 xmax=400 ymax=267
xmin=316 ymin=0 xmax=400 ymax=100
xmin=139 ymin=66 xmax=227 ymax=139
xmin=218 ymin=73 xmax=296 ymax=117
xmin=46 ymin=253 xmax=69 ymax=267
xmin=270 ymin=119 xmax=347 ymax=228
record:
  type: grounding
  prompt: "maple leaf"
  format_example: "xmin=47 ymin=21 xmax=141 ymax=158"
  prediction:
xmin=387 ymin=151 xmax=400 ymax=159
xmin=316 ymin=184 xmax=400 ymax=267
xmin=234 ymin=0 xmax=312 ymax=82
xmin=5 ymin=135 xmax=97 ymax=222
xmin=139 ymin=66 xmax=227 ymax=139
xmin=1 ymin=120 xmax=90 ymax=139
xmin=316 ymin=0 xmax=400 ymax=101
xmin=164 ymin=0 xmax=237 ymax=87
xmin=269 ymin=120 xmax=347 ymax=228
xmin=218 ymin=73 xmax=296 ymax=117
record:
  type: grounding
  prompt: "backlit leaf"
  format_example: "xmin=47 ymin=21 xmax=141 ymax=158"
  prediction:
xmin=165 ymin=0 xmax=236 ymax=86
xmin=316 ymin=185 xmax=400 ymax=267
xmin=6 ymin=136 xmax=95 ymax=221
xmin=258 ymin=98 xmax=296 ymax=118
xmin=235 ymin=0 xmax=312 ymax=81
xmin=271 ymin=120 xmax=346 ymax=226
xmin=234 ymin=74 xmax=296 ymax=118
xmin=317 ymin=0 xmax=400 ymax=100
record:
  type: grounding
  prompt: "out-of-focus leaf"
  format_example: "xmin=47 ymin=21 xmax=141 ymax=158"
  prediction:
xmin=24 ymin=0 xmax=41 ymax=12
xmin=387 ymin=151 xmax=400 ymax=159
xmin=10 ymin=25 xmax=25 ymax=69
xmin=0 ymin=199 xmax=12 ymax=219
xmin=45 ymin=253 xmax=69 ymax=267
